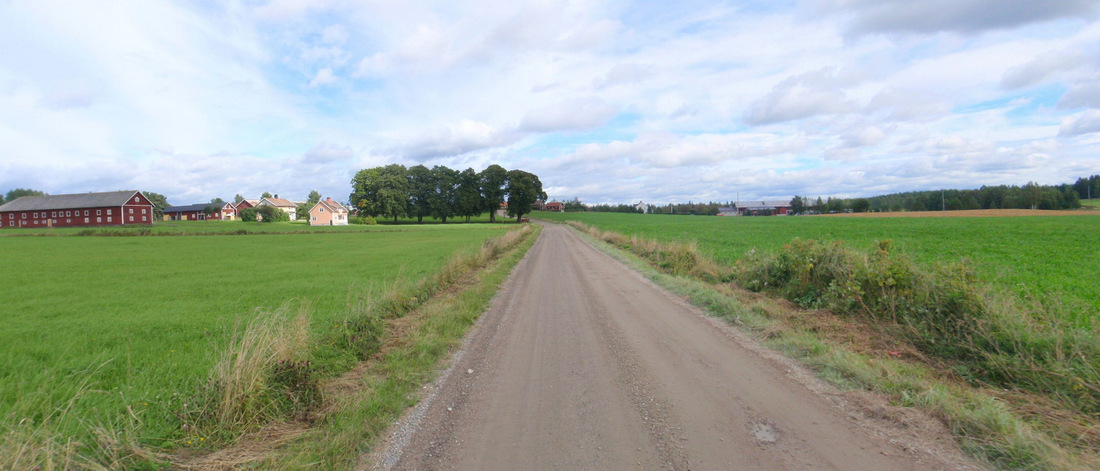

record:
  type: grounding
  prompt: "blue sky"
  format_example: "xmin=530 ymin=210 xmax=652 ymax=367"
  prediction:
xmin=1 ymin=0 xmax=1098 ymax=205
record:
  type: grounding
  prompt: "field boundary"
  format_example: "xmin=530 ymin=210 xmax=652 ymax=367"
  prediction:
xmin=555 ymin=219 xmax=1098 ymax=471
xmin=174 ymin=224 xmax=540 ymax=469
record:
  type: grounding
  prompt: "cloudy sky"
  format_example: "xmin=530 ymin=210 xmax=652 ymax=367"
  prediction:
xmin=1 ymin=0 xmax=1098 ymax=205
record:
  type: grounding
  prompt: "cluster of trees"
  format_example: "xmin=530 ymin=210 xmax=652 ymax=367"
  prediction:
xmin=1073 ymin=175 xmax=1099 ymax=200
xmin=791 ymin=178 xmax=1091 ymax=214
xmin=1 ymin=188 xmax=48 ymax=206
xmin=350 ymin=164 xmax=545 ymax=223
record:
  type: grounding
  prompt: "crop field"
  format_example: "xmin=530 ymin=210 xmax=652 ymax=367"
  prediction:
xmin=0 ymin=224 xmax=514 ymax=452
xmin=535 ymin=211 xmax=1100 ymax=313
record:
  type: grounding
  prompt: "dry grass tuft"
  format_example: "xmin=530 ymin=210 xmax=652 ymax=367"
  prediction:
xmin=204 ymin=302 xmax=313 ymax=433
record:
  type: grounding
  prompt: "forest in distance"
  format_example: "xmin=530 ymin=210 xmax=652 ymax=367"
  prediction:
xmin=570 ymin=175 xmax=1099 ymax=215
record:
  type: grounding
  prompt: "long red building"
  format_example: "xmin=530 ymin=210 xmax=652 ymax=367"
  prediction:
xmin=0 ymin=190 xmax=155 ymax=228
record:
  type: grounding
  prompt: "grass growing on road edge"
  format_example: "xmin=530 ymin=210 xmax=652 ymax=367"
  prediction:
xmin=562 ymin=221 xmax=1097 ymax=471
xmin=221 ymin=224 xmax=539 ymax=469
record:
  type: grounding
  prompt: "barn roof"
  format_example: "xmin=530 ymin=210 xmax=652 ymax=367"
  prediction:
xmin=0 ymin=190 xmax=141 ymax=212
xmin=164 ymin=203 xmax=212 ymax=213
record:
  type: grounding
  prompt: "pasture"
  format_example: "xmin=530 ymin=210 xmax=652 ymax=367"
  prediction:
xmin=0 ymin=225 xmax=513 ymax=452
xmin=535 ymin=211 xmax=1100 ymax=313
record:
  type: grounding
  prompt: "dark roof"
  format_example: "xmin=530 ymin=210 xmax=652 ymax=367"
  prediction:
xmin=0 ymin=191 xmax=141 ymax=212
xmin=164 ymin=203 xmax=213 ymax=213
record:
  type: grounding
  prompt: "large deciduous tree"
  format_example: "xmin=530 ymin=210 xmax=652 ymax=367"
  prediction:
xmin=504 ymin=170 xmax=546 ymax=223
xmin=407 ymin=165 xmax=434 ymax=223
xmin=429 ymin=165 xmax=459 ymax=223
xmin=480 ymin=164 xmax=507 ymax=223
xmin=142 ymin=191 xmax=169 ymax=220
xmin=455 ymin=168 xmax=483 ymax=222
xmin=350 ymin=164 xmax=409 ymax=223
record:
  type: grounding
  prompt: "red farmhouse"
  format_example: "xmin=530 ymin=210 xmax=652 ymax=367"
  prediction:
xmin=0 ymin=190 xmax=155 ymax=229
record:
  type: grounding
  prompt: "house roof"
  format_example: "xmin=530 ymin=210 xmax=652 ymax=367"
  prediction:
xmin=259 ymin=197 xmax=296 ymax=208
xmin=0 ymin=190 xmax=141 ymax=212
xmin=311 ymin=199 xmax=348 ymax=213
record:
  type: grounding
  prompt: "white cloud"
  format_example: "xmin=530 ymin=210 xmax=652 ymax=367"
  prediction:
xmin=303 ymin=143 xmax=353 ymax=163
xmin=744 ymin=68 xmax=858 ymax=125
xmin=1001 ymin=49 xmax=1085 ymax=89
xmin=322 ymin=24 xmax=347 ymax=44
xmin=1 ymin=0 xmax=1098 ymax=205
xmin=1058 ymin=80 xmax=1100 ymax=109
xmin=1059 ymin=110 xmax=1100 ymax=136
xmin=519 ymin=97 xmax=618 ymax=132
xmin=388 ymin=120 xmax=517 ymax=162
xmin=309 ymin=67 xmax=337 ymax=87
xmin=815 ymin=0 xmax=1097 ymax=37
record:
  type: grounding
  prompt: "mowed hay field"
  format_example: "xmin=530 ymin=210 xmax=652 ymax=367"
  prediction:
xmin=0 ymin=225 xmax=513 ymax=457
xmin=536 ymin=211 xmax=1100 ymax=315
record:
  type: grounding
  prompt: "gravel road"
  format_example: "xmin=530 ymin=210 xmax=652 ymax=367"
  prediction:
xmin=368 ymin=223 xmax=979 ymax=470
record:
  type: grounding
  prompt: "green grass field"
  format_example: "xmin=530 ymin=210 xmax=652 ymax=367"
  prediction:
xmin=1081 ymin=199 xmax=1100 ymax=209
xmin=0 ymin=224 xmax=514 ymax=453
xmin=0 ymin=216 xmax=519 ymax=236
xmin=535 ymin=212 xmax=1100 ymax=313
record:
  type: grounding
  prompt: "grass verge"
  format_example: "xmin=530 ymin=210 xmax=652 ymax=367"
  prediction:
xmin=175 ymin=224 xmax=538 ymax=469
xmin=562 ymin=220 xmax=1098 ymax=471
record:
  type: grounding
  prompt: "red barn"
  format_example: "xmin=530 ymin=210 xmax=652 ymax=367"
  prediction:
xmin=544 ymin=201 xmax=565 ymax=212
xmin=0 ymin=190 xmax=155 ymax=228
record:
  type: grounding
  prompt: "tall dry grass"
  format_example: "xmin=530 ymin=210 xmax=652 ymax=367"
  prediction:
xmin=734 ymin=238 xmax=1100 ymax=417
xmin=187 ymin=225 xmax=534 ymax=442
xmin=189 ymin=302 xmax=314 ymax=436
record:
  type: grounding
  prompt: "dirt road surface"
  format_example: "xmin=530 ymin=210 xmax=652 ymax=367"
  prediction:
xmin=369 ymin=223 xmax=978 ymax=470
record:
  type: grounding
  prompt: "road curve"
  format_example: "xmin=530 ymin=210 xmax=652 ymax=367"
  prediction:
xmin=371 ymin=223 xmax=976 ymax=470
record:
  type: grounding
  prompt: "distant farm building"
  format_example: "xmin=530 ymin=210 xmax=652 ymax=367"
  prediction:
xmin=718 ymin=201 xmax=793 ymax=216
xmin=235 ymin=199 xmax=258 ymax=212
xmin=163 ymin=202 xmax=235 ymax=221
xmin=634 ymin=201 xmax=650 ymax=213
xmin=309 ymin=198 xmax=349 ymax=226
xmin=256 ymin=197 xmax=299 ymax=221
xmin=544 ymin=201 xmax=565 ymax=212
xmin=0 ymin=190 xmax=155 ymax=228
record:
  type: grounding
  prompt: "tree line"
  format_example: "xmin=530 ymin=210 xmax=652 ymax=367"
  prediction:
xmin=584 ymin=201 xmax=730 ymax=215
xmin=791 ymin=176 xmax=1095 ymax=214
xmin=349 ymin=164 xmax=546 ymax=223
